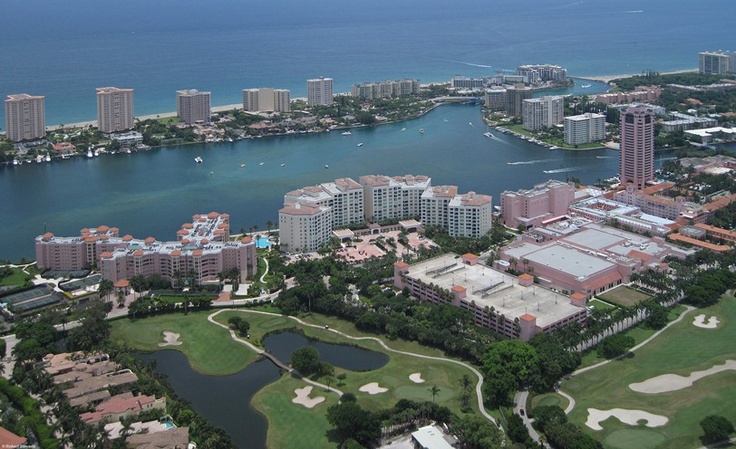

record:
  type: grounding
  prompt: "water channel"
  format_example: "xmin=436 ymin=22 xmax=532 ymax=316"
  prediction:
xmin=139 ymin=329 xmax=388 ymax=449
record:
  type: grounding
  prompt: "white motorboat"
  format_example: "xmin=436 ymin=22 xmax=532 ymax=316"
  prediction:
xmin=194 ymin=156 xmax=203 ymax=163
xmin=341 ymin=131 xmax=352 ymax=136
xmin=45 ymin=154 xmax=51 ymax=162
xmin=419 ymin=128 xmax=425 ymax=134
xmin=484 ymin=132 xmax=494 ymax=139
xmin=357 ymin=143 xmax=363 ymax=147
xmin=281 ymin=163 xmax=286 ymax=167
xmin=324 ymin=164 xmax=329 ymax=169
xmin=87 ymin=149 xmax=94 ymax=158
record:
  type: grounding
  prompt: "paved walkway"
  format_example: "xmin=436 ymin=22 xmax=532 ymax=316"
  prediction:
xmin=209 ymin=308 xmax=498 ymax=425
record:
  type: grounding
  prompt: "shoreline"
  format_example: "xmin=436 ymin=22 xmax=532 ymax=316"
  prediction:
xmin=577 ymin=68 xmax=697 ymax=83
xmin=34 ymin=70 xmax=682 ymax=133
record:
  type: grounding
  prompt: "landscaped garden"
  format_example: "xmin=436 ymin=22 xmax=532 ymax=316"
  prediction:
xmin=561 ymin=295 xmax=736 ymax=449
xmin=597 ymin=285 xmax=653 ymax=308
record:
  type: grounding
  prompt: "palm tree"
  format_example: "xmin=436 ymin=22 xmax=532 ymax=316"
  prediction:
xmin=428 ymin=384 xmax=441 ymax=403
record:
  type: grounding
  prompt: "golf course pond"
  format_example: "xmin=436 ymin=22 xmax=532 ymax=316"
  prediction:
xmin=139 ymin=330 xmax=389 ymax=449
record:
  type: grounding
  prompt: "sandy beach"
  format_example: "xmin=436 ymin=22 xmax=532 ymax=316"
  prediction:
xmin=577 ymin=68 xmax=697 ymax=83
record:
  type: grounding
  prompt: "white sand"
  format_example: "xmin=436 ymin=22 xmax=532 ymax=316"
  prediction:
xmin=158 ymin=331 xmax=182 ymax=347
xmin=629 ymin=360 xmax=736 ymax=394
xmin=409 ymin=373 xmax=425 ymax=384
xmin=359 ymin=382 xmax=388 ymax=395
xmin=292 ymin=386 xmax=325 ymax=409
xmin=693 ymin=314 xmax=720 ymax=329
xmin=585 ymin=408 xmax=668 ymax=431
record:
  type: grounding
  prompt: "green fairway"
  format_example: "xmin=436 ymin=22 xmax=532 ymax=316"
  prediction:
xmin=598 ymin=286 xmax=652 ymax=308
xmin=109 ymin=311 xmax=256 ymax=375
xmin=563 ymin=296 xmax=736 ymax=448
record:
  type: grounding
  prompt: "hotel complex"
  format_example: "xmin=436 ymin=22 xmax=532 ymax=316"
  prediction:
xmin=306 ymin=77 xmax=334 ymax=107
xmin=96 ymin=87 xmax=134 ymax=133
xmin=279 ymin=174 xmax=492 ymax=253
xmin=176 ymin=89 xmax=211 ymax=125
xmin=35 ymin=212 xmax=257 ymax=284
xmin=242 ymin=88 xmax=291 ymax=112
xmin=619 ymin=106 xmax=655 ymax=189
xmin=394 ymin=253 xmax=588 ymax=341
xmin=5 ymin=93 xmax=46 ymax=142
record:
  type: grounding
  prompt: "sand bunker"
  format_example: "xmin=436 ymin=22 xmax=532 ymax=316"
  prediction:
xmin=158 ymin=331 xmax=182 ymax=347
xmin=359 ymin=382 xmax=388 ymax=395
xmin=409 ymin=373 xmax=425 ymax=383
xmin=629 ymin=360 xmax=736 ymax=394
xmin=292 ymin=386 xmax=325 ymax=409
xmin=585 ymin=408 xmax=668 ymax=431
xmin=693 ymin=314 xmax=720 ymax=329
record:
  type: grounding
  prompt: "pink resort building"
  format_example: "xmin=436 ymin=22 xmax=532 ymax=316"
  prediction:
xmin=35 ymin=212 xmax=257 ymax=284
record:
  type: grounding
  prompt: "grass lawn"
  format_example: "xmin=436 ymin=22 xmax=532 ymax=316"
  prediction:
xmin=109 ymin=311 xmax=256 ymax=375
xmin=598 ymin=286 xmax=652 ymax=308
xmin=563 ymin=297 xmax=736 ymax=449
xmin=252 ymin=374 xmax=339 ymax=449
xmin=0 ymin=267 xmax=31 ymax=287
xmin=588 ymin=298 xmax=617 ymax=313
xmin=531 ymin=392 xmax=568 ymax=412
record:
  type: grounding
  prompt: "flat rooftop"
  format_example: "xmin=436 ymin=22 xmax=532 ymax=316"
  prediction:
xmin=405 ymin=254 xmax=584 ymax=328
xmin=504 ymin=242 xmax=616 ymax=279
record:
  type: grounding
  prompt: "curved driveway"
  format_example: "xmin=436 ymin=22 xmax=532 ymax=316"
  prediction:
xmin=208 ymin=308 xmax=497 ymax=425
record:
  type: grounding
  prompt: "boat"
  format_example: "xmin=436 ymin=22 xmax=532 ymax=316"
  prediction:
xmin=581 ymin=83 xmax=592 ymax=89
xmin=484 ymin=132 xmax=494 ymax=139
xmin=36 ymin=155 xmax=43 ymax=164
xmin=357 ymin=143 xmax=363 ymax=147
xmin=94 ymin=149 xmax=100 ymax=157
xmin=194 ymin=156 xmax=203 ymax=163
xmin=324 ymin=164 xmax=329 ymax=169
xmin=443 ymin=118 xmax=449 ymax=123
xmin=45 ymin=154 xmax=51 ymax=162
xmin=87 ymin=149 xmax=94 ymax=158
xmin=210 ymin=171 xmax=214 ymax=175
xmin=240 ymin=163 xmax=246 ymax=168
xmin=259 ymin=162 xmax=264 ymax=166
xmin=401 ymin=127 xmax=406 ymax=131
xmin=126 ymin=148 xmax=132 ymax=154
xmin=419 ymin=128 xmax=425 ymax=134
xmin=12 ymin=159 xmax=18 ymax=166
xmin=341 ymin=131 xmax=352 ymax=136
xmin=280 ymin=163 xmax=286 ymax=167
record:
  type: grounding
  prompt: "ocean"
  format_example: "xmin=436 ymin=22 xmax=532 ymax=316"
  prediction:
xmin=0 ymin=0 xmax=732 ymax=126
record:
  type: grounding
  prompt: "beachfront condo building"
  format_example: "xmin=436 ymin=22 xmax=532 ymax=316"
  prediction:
xmin=351 ymin=79 xmax=420 ymax=99
xmin=176 ymin=89 xmax=211 ymax=125
xmin=279 ymin=174 xmax=491 ymax=252
xmin=699 ymin=51 xmax=735 ymax=75
xmin=516 ymin=64 xmax=568 ymax=83
xmin=96 ymin=87 xmax=134 ymax=133
xmin=242 ymin=88 xmax=291 ymax=112
xmin=522 ymin=95 xmax=565 ymax=131
xmin=35 ymin=212 xmax=257 ymax=284
xmin=564 ymin=112 xmax=606 ymax=145
xmin=619 ymin=106 xmax=655 ymax=189
xmin=5 ymin=94 xmax=46 ymax=142
xmin=484 ymin=89 xmax=507 ymax=111
xmin=307 ymin=77 xmax=333 ymax=107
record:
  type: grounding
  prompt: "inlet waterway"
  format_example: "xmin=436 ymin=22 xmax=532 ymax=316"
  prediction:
xmin=1 ymin=86 xmax=654 ymax=262
xmin=139 ymin=330 xmax=389 ymax=449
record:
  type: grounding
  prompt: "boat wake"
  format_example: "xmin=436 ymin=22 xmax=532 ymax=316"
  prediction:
xmin=596 ymin=156 xmax=615 ymax=159
xmin=457 ymin=61 xmax=492 ymax=68
xmin=543 ymin=166 xmax=584 ymax=174
xmin=507 ymin=159 xmax=556 ymax=166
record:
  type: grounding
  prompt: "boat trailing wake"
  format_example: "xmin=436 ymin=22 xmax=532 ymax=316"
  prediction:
xmin=459 ymin=61 xmax=492 ymax=68
xmin=507 ymin=159 xmax=556 ymax=166
xmin=543 ymin=166 xmax=584 ymax=174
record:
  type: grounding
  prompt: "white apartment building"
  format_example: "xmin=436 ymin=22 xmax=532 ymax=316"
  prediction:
xmin=5 ymin=94 xmax=45 ymax=142
xmin=448 ymin=192 xmax=493 ymax=238
xmin=242 ymin=88 xmax=291 ymax=112
xmin=278 ymin=202 xmax=332 ymax=253
xmin=421 ymin=185 xmax=458 ymax=228
xmin=699 ymin=51 xmax=735 ymax=75
xmin=307 ymin=77 xmax=333 ymax=107
xmin=522 ymin=95 xmax=565 ymax=131
xmin=484 ymin=89 xmax=506 ymax=111
xmin=516 ymin=64 xmax=568 ymax=82
xmin=359 ymin=175 xmax=404 ymax=222
xmin=96 ymin=87 xmax=134 ymax=133
xmin=176 ymin=89 xmax=211 ymax=125
xmin=351 ymin=79 xmax=420 ymax=99
xmin=285 ymin=177 xmax=364 ymax=227
xmin=564 ymin=112 xmax=606 ymax=145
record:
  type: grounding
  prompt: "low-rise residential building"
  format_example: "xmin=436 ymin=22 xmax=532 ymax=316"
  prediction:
xmin=35 ymin=212 xmax=257 ymax=284
xmin=394 ymin=253 xmax=588 ymax=341
xmin=80 ymin=392 xmax=166 ymax=424
xmin=593 ymin=86 xmax=661 ymax=105
xmin=660 ymin=111 xmax=717 ymax=132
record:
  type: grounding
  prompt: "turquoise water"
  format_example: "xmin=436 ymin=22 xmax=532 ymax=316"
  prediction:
xmin=0 ymin=0 xmax=731 ymax=126
xmin=256 ymin=237 xmax=272 ymax=249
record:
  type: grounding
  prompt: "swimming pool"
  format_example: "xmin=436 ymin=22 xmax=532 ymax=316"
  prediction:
xmin=256 ymin=237 xmax=272 ymax=249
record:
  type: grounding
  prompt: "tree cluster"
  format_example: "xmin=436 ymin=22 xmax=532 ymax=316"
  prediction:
xmin=532 ymin=405 xmax=602 ymax=449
